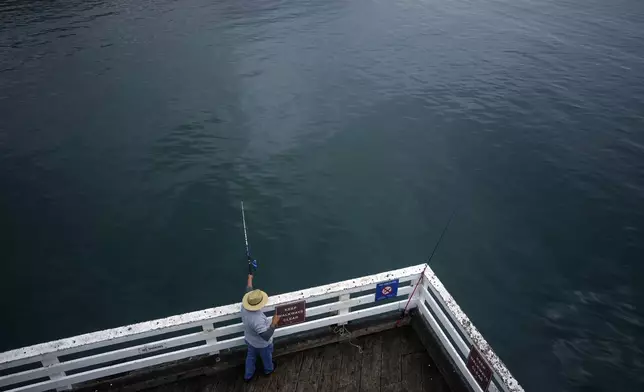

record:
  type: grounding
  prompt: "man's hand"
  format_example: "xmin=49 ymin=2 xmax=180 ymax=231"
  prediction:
xmin=271 ymin=315 xmax=281 ymax=328
xmin=248 ymin=259 xmax=258 ymax=275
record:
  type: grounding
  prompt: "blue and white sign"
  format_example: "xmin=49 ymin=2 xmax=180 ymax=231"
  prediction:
xmin=375 ymin=279 xmax=399 ymax=301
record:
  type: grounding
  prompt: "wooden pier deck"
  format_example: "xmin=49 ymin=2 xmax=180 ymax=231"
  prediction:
xmin=144 ymin=326 xmax=450 ymax=392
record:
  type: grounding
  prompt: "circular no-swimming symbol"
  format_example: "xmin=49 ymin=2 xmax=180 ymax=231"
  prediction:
xmin=382 ymin=286 xmax=393 ymax=295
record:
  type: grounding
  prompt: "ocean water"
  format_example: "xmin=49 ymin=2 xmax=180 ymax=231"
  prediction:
xmin=1 ymin=0 xmax=643 ymax=390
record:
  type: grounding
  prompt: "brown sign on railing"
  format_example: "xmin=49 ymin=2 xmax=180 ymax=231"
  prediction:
xmin=275 ymin=300 xmax=306 ymax=326
xmin=466 ymin=347 xmax=493 ymax=390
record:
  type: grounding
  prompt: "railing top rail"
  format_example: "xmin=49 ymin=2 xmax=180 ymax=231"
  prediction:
xmin=1 ymin=264 xmax=426 ymax=366
xmin=423 ymin=266 xmax=523 ymax=392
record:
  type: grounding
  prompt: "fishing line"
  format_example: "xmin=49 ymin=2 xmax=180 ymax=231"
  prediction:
xmin=397 ymin=210 xmax=456 ymax=326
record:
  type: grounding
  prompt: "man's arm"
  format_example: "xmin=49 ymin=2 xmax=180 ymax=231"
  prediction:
xmin=246 ymin=258 xmax=257 ymax=293
xmin=245 ymin=274 xmax=253 ymax=293
xmin=259 ymin=315 xmax=281 ymax=341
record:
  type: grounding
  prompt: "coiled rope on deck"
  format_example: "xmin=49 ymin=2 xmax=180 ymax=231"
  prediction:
xmin=333 ymin=325 xmax=363 ymax=354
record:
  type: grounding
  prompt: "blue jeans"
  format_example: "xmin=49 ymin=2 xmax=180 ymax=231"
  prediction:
xmin=244 ymin=341 xmax=274 ymax=380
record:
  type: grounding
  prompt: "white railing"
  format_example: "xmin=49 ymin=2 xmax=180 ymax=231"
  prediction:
xmin=0 ymin=265 xmax=423 ymax=392
xmin=417 ymin=266 xmax=524 ymax=392
xmin=0 ymin=264 xmax=523 ymax=392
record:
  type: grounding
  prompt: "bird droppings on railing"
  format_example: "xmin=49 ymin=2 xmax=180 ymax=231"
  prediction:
xmin=0 ymin=264 xmax=523 ymax=392
xmin=0 ymin=265 xmax=425 ymax=368
xmin=424 ymin=267 xmax=524 ymax=392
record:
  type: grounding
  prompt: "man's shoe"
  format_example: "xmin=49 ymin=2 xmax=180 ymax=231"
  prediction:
xmin=263 ymin=361 xmax=278 ymax=376
xmin=244 ymin=368 xmax=258 ymax=382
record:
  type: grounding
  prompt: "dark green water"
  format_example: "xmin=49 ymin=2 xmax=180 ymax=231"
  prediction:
xmin=1 ymin=0 xmax=643 ymax=389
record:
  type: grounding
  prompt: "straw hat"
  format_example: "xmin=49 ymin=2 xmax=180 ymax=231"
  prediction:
xmin=242 ymin=289 xmax=269 ymax=311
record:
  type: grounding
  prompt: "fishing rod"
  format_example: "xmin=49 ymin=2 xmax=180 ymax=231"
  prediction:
xmin=241 ymin=201 xmax=258 ymax=274
xmin=427 ymin=209 xmax=456 ymax=265
xmin=397 ymin=210 xmax=456 ymax=325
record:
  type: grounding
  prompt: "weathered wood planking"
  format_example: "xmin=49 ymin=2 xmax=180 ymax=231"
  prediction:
xmin=402 ymin=353 xmax=424 ymax=392
xmin=271 ymin=352 xmax=303 ymax=392
xmin=358 ymin=333 xmax=382 ymax=392
xmin=419 ymin=353 xmax=451 ymax=392
xmin=294 ymin=346 xmax=324 ymax=392
xmin=143 ymin=326 xmax=446 ymax=392
xmin=336 ymin=342 xmax=361 ymax=392
xmin=317 ymin=343 xmax=342 ymax=391
xmin=380 ymin=329 xmax=404 ymax=387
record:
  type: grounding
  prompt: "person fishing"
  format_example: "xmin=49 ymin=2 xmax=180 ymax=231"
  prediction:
xmin=240 ymin=202 xmax=280 ymax=381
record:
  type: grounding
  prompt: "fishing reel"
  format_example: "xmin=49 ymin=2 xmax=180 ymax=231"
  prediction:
xmin=248 ymin=259 xmax=258 ymax=274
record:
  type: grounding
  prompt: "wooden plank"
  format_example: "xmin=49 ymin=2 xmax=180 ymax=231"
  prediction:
xmin=223 ymin=372 xmax=248 ymax=392
xmin=185 ymin=376 xmax=212 ymax=392
xmin=295 ymin=347 xmax=324 ymax=392
xmin=380 ymin=329 xmax=403 ymax=387
xmin=271 ymin=352 xmax=304 ymax=392
xmin=273 ymin=314 xmax=408 ymax=360
xmin=193 ymin=378 xmax=213 ymax=392
xmin=420 ymin=354 xmax=450 ymax=392
xmin=248 ymin=371 xmax=273 ymax=392
xmin=399 ymin=326 xmax=425 ymax=355
xmin=359 ymin=334 xmax=382 ymax=392
xmin=317 ymin=343 xmax=342 ymax=391
xmin=402 ymin=353 xmax=424 ymax=392
xmin=209 ymin=375 xmax=235 ymax=392
xmin=153 ymin=381 xmax=186 ymax=392
xmin=109 ymin=326 xmax=454 ymax=392
xmin=188 ymin=371 xmax=233 ymax=392
xmin=336 ymin=343 xmax=361 ymax=392
xmin=381 ymin=382 xmax=402 ymax=392
xmin=211 ymin=373 xmax=236 ymax=392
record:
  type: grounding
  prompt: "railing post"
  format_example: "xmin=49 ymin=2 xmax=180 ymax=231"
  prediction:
xmin=410 ymin=273 xmax=425 ymax=309
xmin=202 ymin=324 xmax=219 ymax=355
xmin=337 ymin=294 xmax=350 ymax=326
xmin=42 ymin=356 xmax=71 ymax=391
